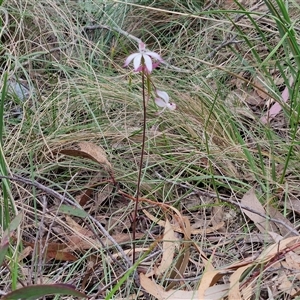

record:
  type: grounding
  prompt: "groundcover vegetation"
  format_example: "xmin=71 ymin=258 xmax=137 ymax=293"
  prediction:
xmin=1 ymin=0 xmax=300 ymax=299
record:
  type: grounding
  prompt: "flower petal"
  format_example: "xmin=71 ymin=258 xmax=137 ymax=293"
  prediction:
xmin=156 ymin=90 xmax=169 ymax=102
xmin=133 ymin=54 xmax=142 ymax=71
xmin=167 ymin=102 xmax=176 ymax=110
xmin=152 ymin=62 xmax=161 ymax=70
xmin=124 ymin=53 xmax=138 ymax=67
xmin=143 ymin=55 xmax=153 ymax=73
xmin=139 ymin=42 xmax=146 ymax=52
xmin=145 ymin=51 xmax=163 ymax=62
xmin=155 ymin=97 xmax=167 ymax=108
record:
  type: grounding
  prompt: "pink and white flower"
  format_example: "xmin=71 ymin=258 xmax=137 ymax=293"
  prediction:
xmin=155 ymin=90 xmax=176 ymax=113
xmin=124 ymin=42 xmax=163 ymax=74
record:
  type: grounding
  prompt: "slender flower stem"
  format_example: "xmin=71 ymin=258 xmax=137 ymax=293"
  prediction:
xmin=132 ymin=70 xmax=147 ymax=264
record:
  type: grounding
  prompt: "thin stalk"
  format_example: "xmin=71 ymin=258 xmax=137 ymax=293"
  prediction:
xmin=132 ymin=69 xmax=147 ymax=264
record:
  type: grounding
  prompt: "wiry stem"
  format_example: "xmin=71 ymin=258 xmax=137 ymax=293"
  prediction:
xmin=132 ymin=70 xmax=147 ymax=264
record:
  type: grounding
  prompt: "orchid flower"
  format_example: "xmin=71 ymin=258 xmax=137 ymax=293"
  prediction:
xmin=124 ymin=42 xmax=163 ymax=73
xmin=155 ymin=90 xmax=176 ymax=113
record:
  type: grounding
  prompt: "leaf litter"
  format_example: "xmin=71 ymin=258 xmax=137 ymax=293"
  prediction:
xmin=8 ymin=140 xmax=300 ymax=299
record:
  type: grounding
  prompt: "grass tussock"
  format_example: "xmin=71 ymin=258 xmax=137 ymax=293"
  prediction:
xmin=1 ymin=0 xmax=300 ymax=299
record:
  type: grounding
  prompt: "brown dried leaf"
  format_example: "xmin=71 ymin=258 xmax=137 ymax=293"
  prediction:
xmin=204 ymin=284 xmax=230 ymax=300
xmin=102 ymin=232 xmax=144 ymax=248
xmin=65 ymin=216 xmax=101 ymax=250
xmin=22 ymin=240 xmax=77 ymax=261
xmin=228 ymin=265 xmax=249 ymax=300
xmin=198 ymin=270 xmax=224 ymax=299
xmin=285 ymin=199 xmax=300 ymax=215
xmin=65 ymin=216 xmax=92 ymax=235
xmin=240 ymin=188 xmax=277 ymax=234
xmin=253 ymin=77 xmax=269 ymax=100
xmin=66 ymin=216 xmax=144 ymax=250
xmin=211 ymin=206 xmax=224 ymax=225
xmin=140 ymin=274 xmax=164 ymax=300
xmin=166 ymin=216 xmax=191 ymax=291
xmin=162 ymin=290 xmax=198 ymax=299
xmin=140 ymin=273 xmax=199 ymax=300
xmin=76 ymin=179 xmax=113 ymax=207
xmin=257 ymin=236 xmax=300 ymax=264
xmin=142 ymin=209 xmax=165 ymax=227
xmin=56 ymin=141 xmax=112 ymax=171
xmin=285 ymin=251 xmax=300 ymax=275
xmin=46 ymin=250 xmax=77 ymax=261
xmin=94 ymin=184 xmax=113 ymax=206
xmin=18 ymin=246 xmax=33 ymax=261
xmin=244 ymin=91 xmax=265 ymax=106
xmin=75 ymin=188 xmax=93 ymax=206
xmin=190 ymin=222 xmax=225 ymax=235
xmin=144 ymin=209 xmax=224 ymax=235
xmin=155 ymin=219 xmax=177 ymax=277
xmin=278 ymin=274 xmax=298 ymax=296
xmin=268 ymin=206 xmax=297 ymax=237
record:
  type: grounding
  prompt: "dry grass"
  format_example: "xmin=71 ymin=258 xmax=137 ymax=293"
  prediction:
xmin=1 ymin=0 xmax=300 ymax=299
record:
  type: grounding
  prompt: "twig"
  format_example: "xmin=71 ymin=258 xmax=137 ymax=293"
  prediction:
xmin=155 ymin=172 xmax=300 ymax=237
xmin=206 ymin=36 xmax=242 ymax=59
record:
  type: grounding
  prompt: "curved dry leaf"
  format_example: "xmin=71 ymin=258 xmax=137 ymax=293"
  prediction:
xmin=55 ymin=141 xmax=112 ymax=171
xmin=155 ymin=219 xmax=177 ymax=277
xmin=143 ymin=209 xmax=224 ymax=235
xmin=257 ymin=236 xmax=300 ymax=264
xmin=240 ymin=188 xmax=277 ymax=234
xmin=204 ymin=284 xmax=230 ymax=300
xmin=166 ymin=217 xmax=191 ymax=291
xmin=140 ymin=273 xmax=199 ymax=300
xmin=242 ymin=284 xmax=253 ymax=300
xmin=268 ymin=206 xmax=297 ymax=237
xmin=198 ymin=270 xmax=224 ymax=299
xmin=140 ymin=273 xmax=164 ymax=300
xmin=143 ymin=209 xmax=165 ymax=227
xmin=228 ymin=265 xmax=249 ymax=300
xmin=189 ymin=221 xmax=225 ymax=235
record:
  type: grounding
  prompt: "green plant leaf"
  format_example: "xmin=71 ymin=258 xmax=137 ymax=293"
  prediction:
xmin=3 ymin=213 xmax=23 ymax=237
xmin=0 ymin=213 xmax=23 ymax=265
xmin=58 ymin=204 xmax=88 ymax=218
xmin=0 ymin=241 xmax=9 ymax=266
xmin=2 ymin=284 xmax=88 ymax=300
